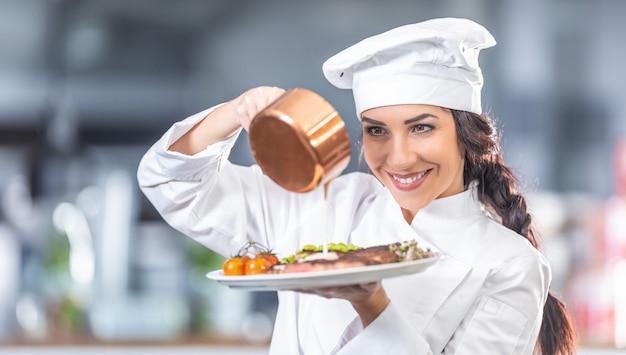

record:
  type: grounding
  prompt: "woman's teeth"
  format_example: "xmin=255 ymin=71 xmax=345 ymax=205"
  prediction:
xmin=392 ymin=171 xmax=427 ymax=184
xmin=394 ymin=176 xmax=418 ymax=184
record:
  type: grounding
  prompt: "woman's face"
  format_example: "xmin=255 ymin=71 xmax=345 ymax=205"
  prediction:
xmin=361 ymin=104 xmax=465 ymax=222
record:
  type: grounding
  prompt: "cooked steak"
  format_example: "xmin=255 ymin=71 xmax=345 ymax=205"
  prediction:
xmin=268 ymin=243 xmax=402 ymax=274
xmin=344 ymin=245 xmax=400 ymax=264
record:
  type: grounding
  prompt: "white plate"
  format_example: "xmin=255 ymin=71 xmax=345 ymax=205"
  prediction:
xmin=206 ymin=255 xmax=439 ymax=291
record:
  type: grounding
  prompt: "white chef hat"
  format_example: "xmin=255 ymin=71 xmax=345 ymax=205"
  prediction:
xmin=322 ymin=18 xmax=496 ymax=117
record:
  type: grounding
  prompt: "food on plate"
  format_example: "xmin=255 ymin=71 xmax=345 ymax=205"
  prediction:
xmin=223 ymin=255 xmax=250 ymax=276
xmin=222 ymin=240 xmax=433 ymax=276
xmin=279 ymin=242 xmax=362 ymax=264
xmin=268 ymin=240 xmax=433 ymax=274
xmin=222 ymin=242 xmax=279 ymax=276
xmin=246 ymin=250 xmax=280 ymax=275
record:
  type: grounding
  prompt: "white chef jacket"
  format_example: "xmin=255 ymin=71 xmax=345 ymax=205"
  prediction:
xmin=137 ymin=106 xmax=551 ymax=355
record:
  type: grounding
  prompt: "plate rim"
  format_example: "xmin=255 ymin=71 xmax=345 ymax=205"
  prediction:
xmin=206 ymin=254 xmax=439 ymax=291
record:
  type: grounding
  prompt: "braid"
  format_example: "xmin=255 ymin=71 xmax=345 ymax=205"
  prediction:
xmin=452 ymin=110 xmax=576 ymax=355
xmin=476 ymin=155 xmax=536 ymax=246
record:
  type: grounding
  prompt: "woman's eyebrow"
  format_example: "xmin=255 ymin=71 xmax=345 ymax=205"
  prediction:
xmin=361 ymin=113 xmax=438 ymax=125
xmin=361 ymin=117 xmax=385 ymax=125
xmin=404 ymin=113 xmax=438 ymax=125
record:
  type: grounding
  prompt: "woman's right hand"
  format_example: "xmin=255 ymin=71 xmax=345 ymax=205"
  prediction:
xmin=233 ymin=86 xmax=286 ymax=131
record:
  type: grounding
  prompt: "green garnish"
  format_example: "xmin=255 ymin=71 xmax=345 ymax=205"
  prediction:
xmin=279 ymin=242 xmax=362 ymax=264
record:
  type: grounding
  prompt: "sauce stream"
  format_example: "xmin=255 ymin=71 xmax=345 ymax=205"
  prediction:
xmin=322 ymin=181 xmax=331 ymax=255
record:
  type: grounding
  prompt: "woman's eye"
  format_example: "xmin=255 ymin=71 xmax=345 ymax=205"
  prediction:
xmin=411 ymin=124 xmax=432 ymax=134
xmin=365 ymin=126 xmax=385 ymax=136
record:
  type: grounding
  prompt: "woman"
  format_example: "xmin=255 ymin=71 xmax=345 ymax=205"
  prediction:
xmin=138 ymin=18 xmax=575 ymax=354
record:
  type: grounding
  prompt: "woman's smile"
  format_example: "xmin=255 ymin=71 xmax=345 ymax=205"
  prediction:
xmin=388 ymin=169 xmax=431 ymax=191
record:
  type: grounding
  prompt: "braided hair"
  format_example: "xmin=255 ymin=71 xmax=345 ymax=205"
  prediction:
xmin=452 ymin=109 xmax=576 ymax=355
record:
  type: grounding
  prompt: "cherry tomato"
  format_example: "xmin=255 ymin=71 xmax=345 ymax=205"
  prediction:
xmin=257 ymin=252 xmax=279 ymax=267
xmin=245 ymin=257 xmax=270 ymax=275
xmin=223 ymin=255 xmax=250 ymax=276
xmin=224 ymin=242 xmax=279 ymax=276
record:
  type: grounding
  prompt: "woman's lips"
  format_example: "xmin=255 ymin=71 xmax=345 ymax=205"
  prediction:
xmin=389 ymin=169 xmax=430 ymax=191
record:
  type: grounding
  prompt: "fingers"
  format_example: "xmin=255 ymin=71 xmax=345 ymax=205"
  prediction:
xmin=234 ymin=86 xmax=286 ymax=131
xmin=358 ymin=281 xmax=380 ymax=293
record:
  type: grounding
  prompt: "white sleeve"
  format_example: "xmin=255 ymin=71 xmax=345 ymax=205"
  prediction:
xmin=137 ymin=105 xmax=237 ymax=182
xmin=137 ymin=105 xmax=266 ymax=256
xmin=136 ymin=106 xmax=327 ymax=258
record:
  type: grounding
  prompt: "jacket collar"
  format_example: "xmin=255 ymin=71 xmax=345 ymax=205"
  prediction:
xmin=409 ymin=180 xmax=491 ymax=229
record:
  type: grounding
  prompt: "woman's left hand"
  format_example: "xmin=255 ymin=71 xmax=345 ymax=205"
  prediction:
xmin=297 ymin=281 xmax=390 ymax=327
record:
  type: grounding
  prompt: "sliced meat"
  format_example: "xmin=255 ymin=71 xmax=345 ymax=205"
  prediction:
xmin=268 ymin=258 xmax=365 ymax=274
xmin=268 ymin=243 xmax=401 ymax=274
xmin=344 ymin=245 xmax=400 ymax=264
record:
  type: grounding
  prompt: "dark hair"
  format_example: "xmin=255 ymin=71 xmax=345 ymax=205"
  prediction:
xmin=451 ymin=109 xmax=576 ymax=355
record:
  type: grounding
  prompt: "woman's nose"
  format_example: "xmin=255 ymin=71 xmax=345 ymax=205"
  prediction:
xmin=387 ymin=137 xmax=416 ymax=169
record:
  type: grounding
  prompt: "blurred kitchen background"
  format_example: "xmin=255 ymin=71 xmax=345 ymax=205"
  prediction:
xmin=1 ymin=0 xmax=625 ymax=353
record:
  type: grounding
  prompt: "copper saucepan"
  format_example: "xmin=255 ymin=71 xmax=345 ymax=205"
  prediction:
xmin=248 ymin=88 xmax=351 ymax=193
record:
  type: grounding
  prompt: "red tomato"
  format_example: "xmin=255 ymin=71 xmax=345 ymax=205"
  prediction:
xmin=224 ymin=242 xmax=279 ymax=276
xmin=223 ymin=256 xmax=250 ymax=276
xmin=245 ymin=257 xmax=270 ymax=275
xmin=258 ymin=252 xmax=279 ymax=267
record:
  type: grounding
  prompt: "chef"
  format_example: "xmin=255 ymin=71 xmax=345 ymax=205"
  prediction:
xmin=137 ymin=18 xmax=575 ymax=354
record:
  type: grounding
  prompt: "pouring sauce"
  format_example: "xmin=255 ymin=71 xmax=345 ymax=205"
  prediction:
xmin=322 ymin=181 xmax=331 ymax=255
xmin=247 ymin=88 xmax=351 ymax=259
